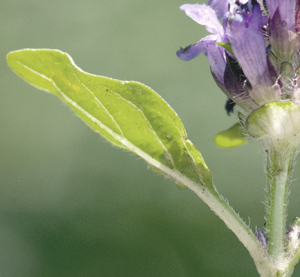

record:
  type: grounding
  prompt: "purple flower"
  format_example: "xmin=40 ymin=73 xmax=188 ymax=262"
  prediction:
xmin=177 ymin=4 xmax=228 ymax=83
xmin=266 ymin=0 xmax=296 ymax=30
xmin=177 ymin=0 xmax=300 ymax=115
xmin=227 ymin=5 xmax=271 ymax=87
xmin=206 ymin=0 xmax=229 ymax=18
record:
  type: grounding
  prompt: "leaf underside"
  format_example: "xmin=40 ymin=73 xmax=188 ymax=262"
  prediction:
xmin=7 ymin=49 xmax=213 ymax=190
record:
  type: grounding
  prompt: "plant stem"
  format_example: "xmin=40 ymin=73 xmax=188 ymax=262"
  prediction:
xmin=265 ymin=145 xmax=295 ymax=260
xmin=184 ymin=180 xmax=273 ymax=276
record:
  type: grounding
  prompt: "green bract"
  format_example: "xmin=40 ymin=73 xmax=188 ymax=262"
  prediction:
xmin=214 ymin=122 xmax=248 ymax=148
xmin=246 ymin=102 xmax=300 ymax=149
xmin=7 ymin=49 xmax=212 ymax=190
xmin=216 ymin=42 xmax=234 ymax=56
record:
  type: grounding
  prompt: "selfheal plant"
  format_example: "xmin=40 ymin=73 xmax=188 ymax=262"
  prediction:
xmin=177 ymin=0 xmax=300 ymax=275
xmin=5 ymin=0 xmax=300 ymax=276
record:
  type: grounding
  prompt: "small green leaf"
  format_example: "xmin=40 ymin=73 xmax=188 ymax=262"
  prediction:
xmin=217 ymin=42 xmax=234 ymax=56
xmin=214 ymin=123 xmax=248 ymax=148
xmin=7 ymin=49 xmax=213 ymax=189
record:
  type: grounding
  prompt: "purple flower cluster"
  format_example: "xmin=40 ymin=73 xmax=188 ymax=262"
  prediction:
xmin=178 ymin=0 xmax=300 ymax=115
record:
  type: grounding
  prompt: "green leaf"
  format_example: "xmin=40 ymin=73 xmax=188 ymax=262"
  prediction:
xmin=7 ymin=49 xmax=213 ymax=190
xmin=214 ymin=123 xmax=248 ymax=148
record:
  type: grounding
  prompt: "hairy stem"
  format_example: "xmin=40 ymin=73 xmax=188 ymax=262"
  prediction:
xmin=184 ymin=181 xmax=273 ymax=275
xmin=265 ymin=146 xmax=295 ymax=260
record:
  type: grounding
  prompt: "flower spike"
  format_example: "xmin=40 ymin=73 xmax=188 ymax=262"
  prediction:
xmin=177 ymin=0 xmax=300 ymax=149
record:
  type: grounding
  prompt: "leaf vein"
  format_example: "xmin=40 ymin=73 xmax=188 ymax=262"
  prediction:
xmin=51 ymin=81 xmax=197 ymax=185
xmin=114 ymin=92 xmax=175 ymax=168
xmin=74 ymin=77 xmax=125 ymax=138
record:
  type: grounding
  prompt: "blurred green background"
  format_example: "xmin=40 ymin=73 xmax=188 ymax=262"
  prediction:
xmin=2 ymin=1 xmax=300 ymax=276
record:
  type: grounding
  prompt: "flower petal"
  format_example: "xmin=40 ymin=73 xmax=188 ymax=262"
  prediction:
xmin=177 ymin=34 xmax=227 ymax=82
xmin=176 ymin=43 xmax=205 ymax=61
xmin=205 ymin=42 xmax=226 ymax=83
xmin=207 ymin=0 xmax=229 ymax=19
xmin=228 ymin=5 xmax=272 ymax=87
xmin=269 ymin=9 xmax=300 ymax=62
xmin=180 ymin=4 xmax=224 ymax=36
xmin=266 ymin=0 xmax=296 ymax=30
